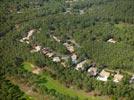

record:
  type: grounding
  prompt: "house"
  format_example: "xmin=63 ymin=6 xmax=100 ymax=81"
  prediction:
xmin=64 ymin=8 xmax=72 ymax=14
xmin=27 ymin=29 xmax=35 ymax=39
xmin=75 ymin=60 xmax=87 ymax=70
xmin=19 ymin=37 xmax=29 ymax=44
xmin=88 ymin=67 xmax=98 ymax=76
xmin=19 ymin=29 xmax=35 ymax=44
xmin=21 ymin=37 xmax=27 ymax=41
xmin=79 ymin=9 xmax=84 ymax=15
xmin=129 ymin=75 xmax=134 ymax=83
xmin=52 ymin=36 xmax=61 ymax=43
xmin=67 ymin=45 xmax=74 ymax=53
xmin=71 ymin=53 xmax=77 ymax=64
xmin=25 ymin=40 xmax=30 ymax=44
xmin=46 ymin=52 xmax=54 ymax=58
xmin=30 ymin=45 xmax=41 ymax=53
xmin=15 ymin=24 xmax=20 ymax=30
xmin=97 ymin=70 xmax=110 ymax=81
xmin=113 ymin=74 xmax=123 ymax=83
xmin=61 ymin=55 xmax=69 ymax=60
xmin=107 ymin=38 xmax=117 ymax=43
xmin=63 ymin=42 xmax=70 ymax=47
xmin=63 ymin=43 xmax=74 ymax=53
xmin=42 ymin=48 xmax=50 ymax=54
xmin=65 ymin=0 xmax=77 ymax=3
xmin=61 ymin=62 xmax=66 ymax=67
xmin=19 ymin=39 xmax=24 ymax=43
xmin=17 ymin=11 xmax=22 ymax=14
xmin=32 ymin=68 xmax=41 ymax=75
xmin=53 ymin=57 xmax=61 ymax=62
xmin=67 ymin=39 xmax=80 ymax=48
xmin=35 ymin=46 xmax=41 ymax=51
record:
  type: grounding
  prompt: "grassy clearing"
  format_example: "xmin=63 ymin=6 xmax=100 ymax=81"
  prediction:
xmin=22 ymin=62 xmax=109 ymax=100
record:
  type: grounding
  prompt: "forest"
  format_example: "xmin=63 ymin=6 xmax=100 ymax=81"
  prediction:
xmin=0 ymin=0 xmax=134 ymax=100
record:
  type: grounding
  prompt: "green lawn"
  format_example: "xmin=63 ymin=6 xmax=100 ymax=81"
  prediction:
xmin=22 ymin=62 xmax=105 ymax=100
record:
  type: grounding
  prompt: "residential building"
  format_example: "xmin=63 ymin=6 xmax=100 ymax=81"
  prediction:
xmin=97 ymin=70 xmax=110 ymax=81
xmin=129 ymin=75 xmax=134 ymax=83
xmin=32 ymin=68 xmax=41 ymax=75
xmin=71 ymin=53 xmax=77 ymax=64
xmin=88 ymin=67 xmax=98 ymax=76
xmin=113 ymin=74 xmax=123 ymax=83
xmin=63 ymin=43 xmax=74 ymax=53
xmin=27 ymin=29 xmax=35 ymax=39
xmin=46 ymin=52 xmax=54 ymax=58
xmin=42 ymin=48 xmax=50 ymax=54
xmin=107 ymin=38 xmax=117 ymax=43
xmin=53 ymin=57 xmax=61 ymax=62
xmin=52 ymin=36 xmax=61 ymax=43
xmin=75 ymin=60 xmax=87 ymax=70
xmin=30 ymin=45 xmax=41 ymax=53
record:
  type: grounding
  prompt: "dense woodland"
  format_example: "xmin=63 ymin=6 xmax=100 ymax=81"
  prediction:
xmin=0 ymin=0 xmax=134 ymax=100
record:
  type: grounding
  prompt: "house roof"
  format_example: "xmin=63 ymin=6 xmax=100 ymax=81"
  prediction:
xmin=129 ymin=75 xmax=134 ymax=83
xmin=71 ymin=54 xmax=77 ymax=60
xmin=46 ymin=52 xmax=54 ymax=57
xmin=63 ymin=43 xmax=75 ymax=52
xmin=107 ymin=38 xmax=117 ymax=43
xmin=61 ymin=56 xmax=69 ymax=61
xmin=113 ymin=74 xmax=123 ymax=82
xmin=75 ymin=60 xmax=87 ymax=70
xmin=52 ymin=36 xmax=61 ymax=42
xmin=88 ymin=67 xmax=97 ymax=73
xmin=99 ymin=70 xmax=110 ymax=78
xmin=61 ymin=62 xmax=66 ymax=67
xmin=63 ymin=43 xmax=70 ymax=47
xmin=27 ymin=29 xmax=35 ymax=39
xmin=32 ymin=68 xmax=41 ymax=75
xmin=131 ymin=75 xmax=134 ymax=80
xmin=88 ymin=67 xmax=97 ymax=76
xmin=53 ymin=57 xmax=61 ymax=62
xmin=67 ymin=46 xmax=74 ymax=52
xmin=42 ymin=48 xmax=50 ymax=54
xmin=80 ymin=9 xmax=84 ymax=15
xmin=30 ymin=45 xmax=41 ymax=53
xmin=35 ymin=46 xmax=41 ymax=51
